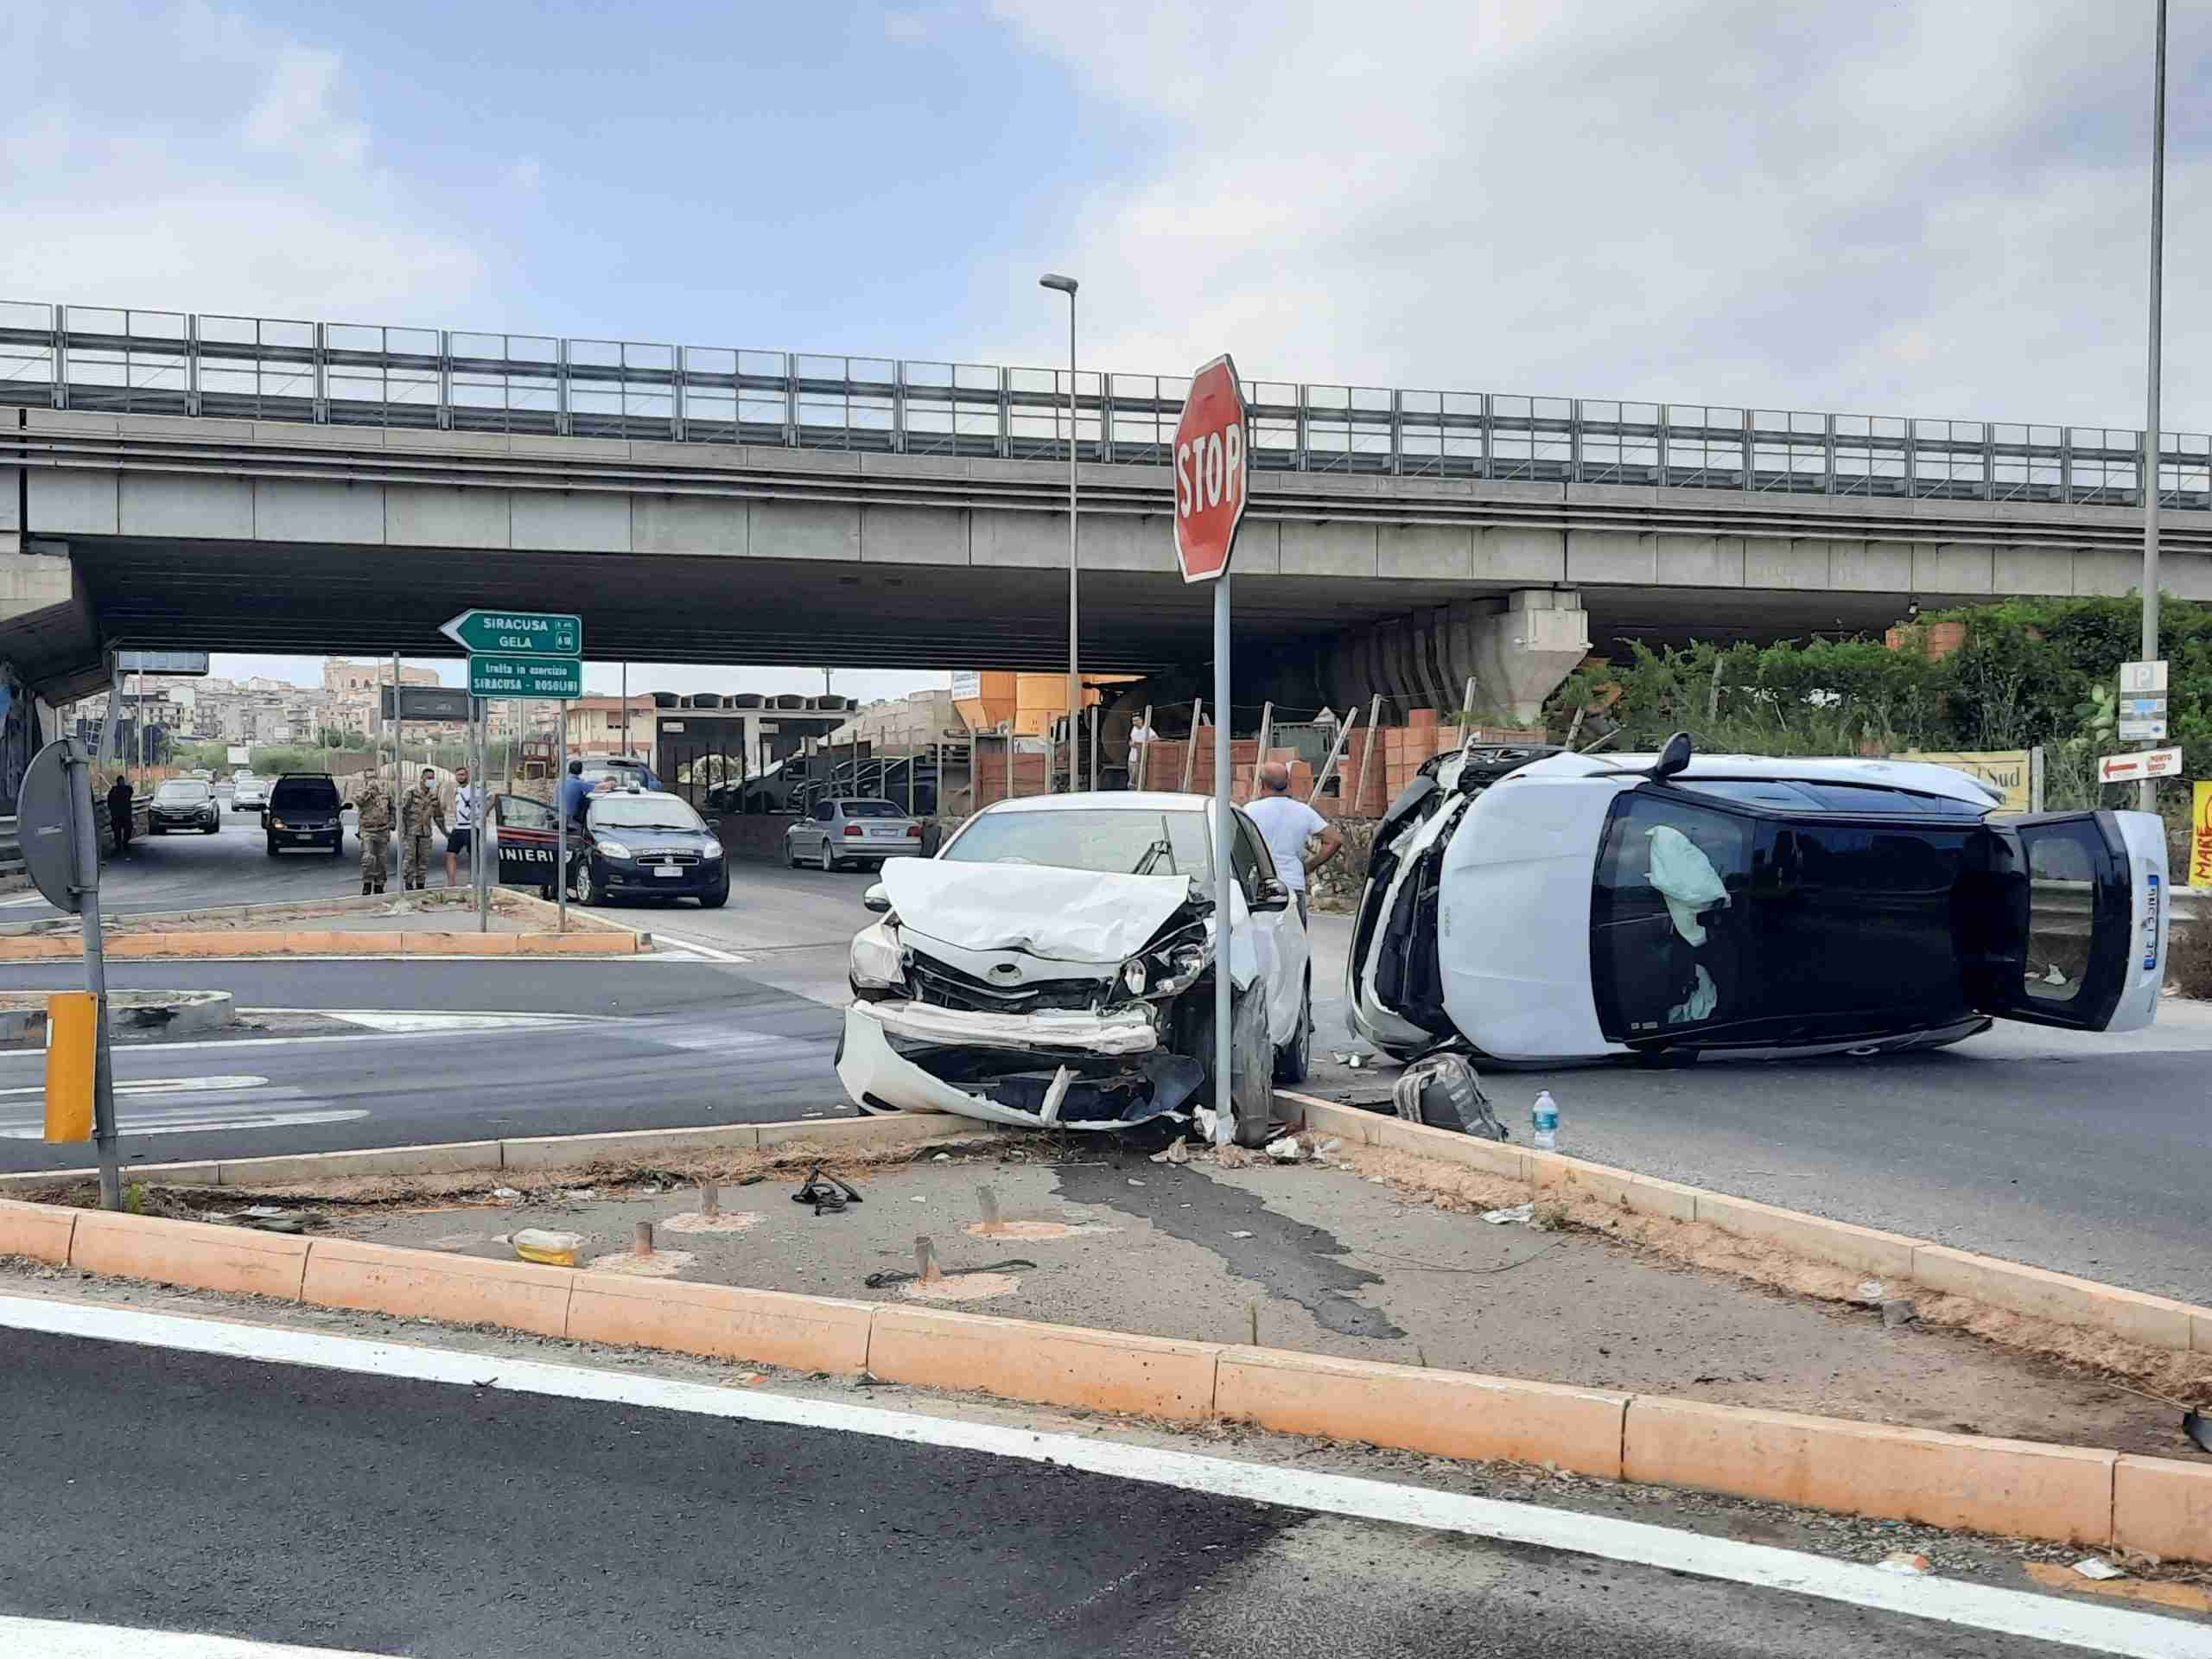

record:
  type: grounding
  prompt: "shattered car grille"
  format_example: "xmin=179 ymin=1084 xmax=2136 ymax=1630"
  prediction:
xmin=906 ymin=956 xmax=1106 ymax=1014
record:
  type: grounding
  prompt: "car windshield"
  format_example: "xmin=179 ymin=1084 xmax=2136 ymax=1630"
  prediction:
xmin=588 ymin=797 xmax=706 ymax=832
xmin=942 ymin=807 xmax=1214 ymax=877
xmin=1672 ymin=778 xmax=1985 ymax=817
xmin=270 ymin=780 xmax=335 ymax=807
xmin=841 ymin=800 xmax=905 ymax=818
xmin=155 ymin=783 xmax=209 ymax=803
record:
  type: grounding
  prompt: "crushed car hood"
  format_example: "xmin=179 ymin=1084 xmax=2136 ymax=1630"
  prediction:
xmin=883 ymin=858 xmax=1198 ymax=964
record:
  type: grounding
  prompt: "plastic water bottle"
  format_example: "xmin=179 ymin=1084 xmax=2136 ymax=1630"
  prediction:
xmin=1530 ymin=1090 xmax=1560 ymax=1152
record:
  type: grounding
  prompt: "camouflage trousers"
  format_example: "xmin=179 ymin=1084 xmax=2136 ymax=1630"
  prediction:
xmin=400 ymin=833 xmax=433 ymax=889
xmin=359 ymin=830 xmax=391 ymax=893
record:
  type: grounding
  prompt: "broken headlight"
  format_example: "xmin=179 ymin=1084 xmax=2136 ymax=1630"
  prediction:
xmin=849 ymin=921 xmax=906 ymax=992
xmin=1118 ymin=929 xmax=1209 ymax=1001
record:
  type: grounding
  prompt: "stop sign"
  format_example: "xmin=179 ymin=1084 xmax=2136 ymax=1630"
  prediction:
xmin=1172 ymin=353 xmax=1249 ymax=583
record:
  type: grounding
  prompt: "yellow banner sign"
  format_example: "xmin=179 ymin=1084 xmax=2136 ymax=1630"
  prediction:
xmin=1898 ymin=750 xmax=2035 ymax=814
xmin=2192 ymin=781 xmax=2212 ymax=887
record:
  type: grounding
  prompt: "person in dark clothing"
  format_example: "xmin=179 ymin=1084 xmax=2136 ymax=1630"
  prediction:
xmin=559 ymin=758 xmax=589 ymax=829
xmin=105 ymin=774 xmax=134 ymax=858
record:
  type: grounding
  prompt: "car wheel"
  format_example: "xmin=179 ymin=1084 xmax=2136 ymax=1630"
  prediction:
xmin=1198 ymin=988 xmax=1278 ymax=1147
xmin=785 ymin=838 xmax=800 ymax=868
xmin=149 ymin=824 xmax=164 ymax=836
xmin=332 ymin=835 xmax=346 ymax=856
xmin=1274 ymin=973 xmax=1313 ymax=1085
xmin=264 ymin=837 xmax=279 ymax=857
xmin=700 ymin=879 xmax=728 ymax=909
xmin=204 ymin=822 xmax=219 ymax=836
xmin=583 ymin=862 xmax=609 ymax=906
xmin=819 ymin=841 xmax=837 ymax=873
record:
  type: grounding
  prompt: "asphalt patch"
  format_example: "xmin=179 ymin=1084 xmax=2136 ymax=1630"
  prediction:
xmin=1053 ymin=1159 xmax=1405 ymax=1340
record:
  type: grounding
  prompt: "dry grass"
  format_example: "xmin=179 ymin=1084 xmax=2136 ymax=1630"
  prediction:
xmin=2169 ymin=925 xmax=2212 ymax=1001
xmin=1343 ymin=1145 xmax=2212 ymax=1409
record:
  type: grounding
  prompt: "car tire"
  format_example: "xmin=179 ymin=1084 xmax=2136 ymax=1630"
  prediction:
xmin=264 ymin=837 xmax=279 ymax=857
xmin=149 ymin=825 xmax=164 ymax=836
xmin=583 ymin=863 xmax=609 ymax=906
xmin=785 ymin=839 xmax=800 ymax=869
xmin=700 ymin=879 xmax=728 ymax=909
xmin=820 ymin=842 xmax=837 ymax=873
xmin=203 ymin=822 xmax=219 ymax=836
xmin=1198 ymin=988 xmax=1277 ymax=1148
xmin=1274 ymin=974 xmax=1313 ymax=1085
xmin=331 ymin=835 xmax=346 ymax=856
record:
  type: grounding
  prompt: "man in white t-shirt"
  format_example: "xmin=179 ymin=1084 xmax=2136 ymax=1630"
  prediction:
xmin=1243 ymin=760 xmax=1343 ymax=925
xmin=1126 ymin=716 xmax=1158 ymax=787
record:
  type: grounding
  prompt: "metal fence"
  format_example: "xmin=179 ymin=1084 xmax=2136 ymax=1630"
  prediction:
xmin=3 ymin=299 xmax=2208 ymax=509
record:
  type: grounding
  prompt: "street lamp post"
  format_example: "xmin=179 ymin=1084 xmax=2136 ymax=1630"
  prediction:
xmin=1040 ymin=273 xmax=1080 ymax=791
xmin=2139 ymin=0 xmax=2169 ymax=814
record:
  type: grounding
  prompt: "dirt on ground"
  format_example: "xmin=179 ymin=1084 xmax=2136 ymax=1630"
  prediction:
xmin=56 ymin=1126 xmax=2202 ymax=1464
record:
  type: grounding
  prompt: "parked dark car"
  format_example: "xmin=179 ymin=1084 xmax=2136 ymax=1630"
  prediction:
xmin=572 ymin=789 xmax=728 ymax=907
xmin=265 ymin=773 xmax=348 ymax=857
xmin=148 ymin=779 xmax=219 ymax=836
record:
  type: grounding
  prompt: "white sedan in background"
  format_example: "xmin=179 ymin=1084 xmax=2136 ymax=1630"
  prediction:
xmin=836 ymin=791 xmax=1312 ymax=1145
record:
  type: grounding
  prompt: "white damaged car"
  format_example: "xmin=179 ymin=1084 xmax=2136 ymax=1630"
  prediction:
xmin=1350 ymin=734 xmax=2168 ymax=1065
xmin=836 ymin=791 xmax=1313 ymax=1143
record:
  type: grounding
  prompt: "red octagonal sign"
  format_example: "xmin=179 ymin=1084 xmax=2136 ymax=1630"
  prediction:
xmin=1172 ymin=353 xmax=1249 ymax=584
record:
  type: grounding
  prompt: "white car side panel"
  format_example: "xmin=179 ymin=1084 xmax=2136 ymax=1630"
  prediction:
xmin=2107 ymin=809 xmax=2170 ymax=1034
xmin=1436 ymin=775 xmax=1624 ymax=1061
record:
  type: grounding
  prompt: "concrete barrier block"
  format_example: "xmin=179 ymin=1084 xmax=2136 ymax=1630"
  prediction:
xmin=1694 ymin=1191 xmax=1918 ymax=1281
xmin=499 ymin=1125 xmax=761 ymax=1171
xmin=0 ymin=1160 xmax=223 ymax=1192
xmin=1371 ymin=1116 xmax=1526 ymax=1179
xmin=303 ymin=1238 xmax=572 ymax=1336
xmin=1217 ymin=1347 xmax=1626 ymax=1477
xmin=568 ymin=1277 xmax=874 ymax=1373
xmin=0 ymin=1197 xmax=77 ymax=1264
xmin=755 ymin=1114 xmax=995 ymax=1152
xmin=1911 ymin=1244 xmax=2196 ymax=1350
xmin=2113 ymin=1454 xmax=2212 ymax=1562
xmin=216 ymin=1142 xmax=504 ymax=1185
xmin=71 ymin=1211 xmax=309 ymax=1302
xmin=1290 ymin=1096 xmax=1382 ymax=1147
xmin=402 ymin=931 xmax=519 ymax=956
xmin=869 ymin=1305 xmax=1221 ymax=1421
xmin=1624 ymin=1396 xmax=2115 ymax=1546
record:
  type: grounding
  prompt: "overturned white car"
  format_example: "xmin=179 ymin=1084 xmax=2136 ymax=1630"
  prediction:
xmin=1351 ymin=736 xmax=2168 ymax=1065
xmin=836 ymin=791 xmax=1313 ymax=1142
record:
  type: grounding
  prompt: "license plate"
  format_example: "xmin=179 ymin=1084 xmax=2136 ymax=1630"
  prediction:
xmin=652 ymin=865 xmax=682 ymax=878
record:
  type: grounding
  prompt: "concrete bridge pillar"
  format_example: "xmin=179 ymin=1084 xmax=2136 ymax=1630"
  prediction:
xmin=1458 ymin=588 xmax=1590 ymax=726
xmin=0 ymin=537 xmax=105 ymax=704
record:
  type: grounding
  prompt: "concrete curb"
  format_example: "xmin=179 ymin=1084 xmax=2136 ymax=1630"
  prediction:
xmin=1285 ymin=1092 xmax=2212 ymax=1358
xmin=1 ymin=1190 xmax=2205 ymax=1560
xmin=0 ymin=1109 xmax=1003 ymax=1193
xmin=0 ymin=889 xmax=639 ymax=940
xmin=0 ymin=928 xmax=650 ymax=961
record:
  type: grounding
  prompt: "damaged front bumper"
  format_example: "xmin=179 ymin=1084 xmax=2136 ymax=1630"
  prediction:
xmin=836 ymin=999 xmax=1205 ymax=1132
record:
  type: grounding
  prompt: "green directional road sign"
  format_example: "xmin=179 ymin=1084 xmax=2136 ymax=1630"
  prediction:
xmin=440 ymin=609 xmax=582 ymax=658
xmin=468 ymin=655 xmax=583 ymax=700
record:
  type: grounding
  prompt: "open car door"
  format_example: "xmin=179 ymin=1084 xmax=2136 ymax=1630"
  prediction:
xmin=1970 ymin=809 xmax=2167 ymax=1033
xmin=492 ymin=793 xmax=562 ymax=890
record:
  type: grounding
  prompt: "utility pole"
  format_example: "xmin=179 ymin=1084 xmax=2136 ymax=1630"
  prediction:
xmin=2139 ymin=0 xmax=2169 ymax=814
xmin=1039 ymin=272 xmax=1080 ymax=791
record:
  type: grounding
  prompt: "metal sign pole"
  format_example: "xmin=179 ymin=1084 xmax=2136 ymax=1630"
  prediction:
xmin=1211 ymin=575 xmax=1235 ymax=1146
xmin=556 ymin=699 xmax=569 ymax=932
xmin=61 ymin=741 xmax=120 ymax=1209
xmin=2139 ymin=0 xmax=2168 ymax=815
xmin=474 ymin=697 xmax=489 ymax=932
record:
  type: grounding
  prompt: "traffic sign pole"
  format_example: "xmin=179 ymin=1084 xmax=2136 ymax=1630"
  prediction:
xmin=1211 ymin=573 xmax=1234 ymax=1146
xmin=60 ymin=741 xmax=120 ymax=1210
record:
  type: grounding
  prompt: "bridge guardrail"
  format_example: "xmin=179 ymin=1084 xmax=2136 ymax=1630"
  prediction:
xmin=3 ymin=299 xmax=2208 ymax=507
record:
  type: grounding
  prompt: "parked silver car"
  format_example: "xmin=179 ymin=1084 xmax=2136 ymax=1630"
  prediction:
xmin=785 ymin=798 xmax=924 ymax=872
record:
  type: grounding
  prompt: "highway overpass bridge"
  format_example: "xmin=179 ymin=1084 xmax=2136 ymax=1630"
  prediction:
xmin=4 ymin=300 xmax=2209 ymax=723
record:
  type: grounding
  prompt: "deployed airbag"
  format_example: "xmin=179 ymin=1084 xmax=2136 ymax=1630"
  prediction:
xmin=1646 ymin=825 xmax=1728 ymax=945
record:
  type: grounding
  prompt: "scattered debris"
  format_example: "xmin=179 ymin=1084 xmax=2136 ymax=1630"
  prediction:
xmin=1310 ymin=1137 xmax=1344 ymax=1166
xmin=1265 ymin=1136 xmax=1305 ymax=1164
xmin=862 ymin=1255 xmax=1037 ymax=1289
xmin=720 ymin=1373 xmax=764 ymax=1389
xmin=2073 ymin=1558 xmax=2126 ymax=1581
xmin=1881 ymin=1298 xmax=1918 ymax=1329
xmin=792 ymin=1165 xmax=863 ymax=1216
xmin=1393 ymin=1052 xmax=1509 ymax=1140
xmin=1481 ymin=1203 xmax=1535 ymax=1226
xmin=976 ymin=1186 xmax=1001 ymax=1236
xmin=512 ymin=1229 xmax=585 ymax=1267
xmin=2186 ymin=1408 xmax=2212 ymax=1455
xmin=1876 ymin=1550 xmax=1932 ymax=1575
xmin=1857 ymin=1280 xmax=1887 ymax=1304
xmin=1127 ymin=1179 xmax=1146 ymax=1187
xmin=491 ymin=1186 xmax=522 ymax=1202
xmin=1148 ymin=1140 xmax=1192 ymax=1166
xmin=931 ymin=1153 xmax=952 ymax=1162
xmin=1229 ymin=1230 xmax=1255 ymax=1240
xmin=562 ymin=1188 xmax=598 ymax=1201
xmin=910 ymin=1196 xmax=928 ymax=1205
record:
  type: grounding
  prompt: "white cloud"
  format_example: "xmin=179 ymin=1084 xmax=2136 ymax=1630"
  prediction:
xmin=985 ymin=0 xmax=2212 ymax=434
xmin=0 ymin=2 xmax=485 ymax=318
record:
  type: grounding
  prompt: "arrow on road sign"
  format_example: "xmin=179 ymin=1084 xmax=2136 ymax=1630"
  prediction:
xmin=2099 ymin=747 xmax=2183 ymax=785
xmin=440 ymin=609 xmax=582 ymax=658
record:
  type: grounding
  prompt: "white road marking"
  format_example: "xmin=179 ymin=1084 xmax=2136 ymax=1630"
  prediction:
xmin=0 ymin=1616 xmax=397 ymax=1657
xmin=0 ymin=893 xmax=49 ymax=908
xmin=0 ymin=1108 xmax=368 ymax=1141
xmin=1 ymin=1297 xmax=2202 ymax=1659
xmin=0 ymin=1075 xmax=270 ymax=1100
xmin=565 ymin=905 xmax=751 ymax=963
xmin=307 ymin=1011 xmax=616 ymax=1035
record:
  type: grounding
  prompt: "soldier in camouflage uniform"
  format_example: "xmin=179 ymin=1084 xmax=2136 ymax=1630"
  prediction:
xmin=399 ymin=768 xmax=446 ymax=891
xmin=355 ymin=774 xmax=395 ymax=894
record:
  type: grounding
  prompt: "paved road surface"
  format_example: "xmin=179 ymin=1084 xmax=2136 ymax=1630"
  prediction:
xmin=7 ymin=831 xmax=2210 ymax=1300
xmin=0 ymin=1312 xmax=2174 ymax=1659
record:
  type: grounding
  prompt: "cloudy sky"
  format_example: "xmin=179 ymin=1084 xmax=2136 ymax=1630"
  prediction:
xmin=5 ymin=0 xmax=2205 ymax=693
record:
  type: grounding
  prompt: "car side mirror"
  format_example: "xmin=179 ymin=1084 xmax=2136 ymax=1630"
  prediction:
xmin=1651 ymin=730 xmax=1694 ymax=780
xmin=862 ymin=884 xmax=892 ymax=914
xmin=1249 ymin=876 xmax=1294 ymax=913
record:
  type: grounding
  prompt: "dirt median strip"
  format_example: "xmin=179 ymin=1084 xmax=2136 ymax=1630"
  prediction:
xmin=1286 ymin=1091 xmax=2212 ymax=1358
xmin=2 ymin=1186 xmax=2206 ymax=1561
xmin=0 ymin=928 xmax=650 ymax=960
